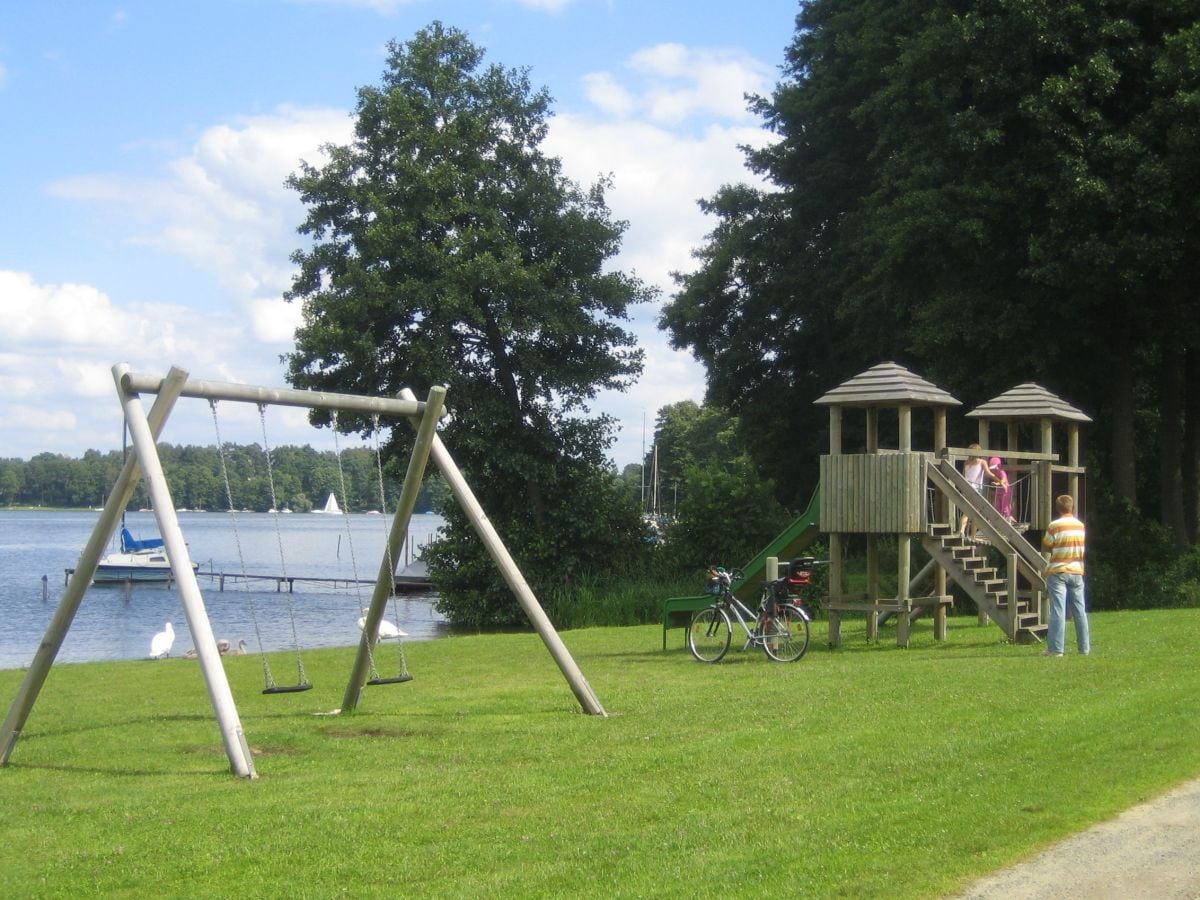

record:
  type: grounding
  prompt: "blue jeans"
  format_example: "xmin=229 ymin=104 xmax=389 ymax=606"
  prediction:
xmin=1047 ymin=573 xmax=1090 ymax=655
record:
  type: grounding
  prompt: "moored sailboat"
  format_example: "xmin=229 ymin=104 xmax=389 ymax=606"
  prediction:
xmin=312 ymin=492 xmax=343 ymax=514
xmin=94 ymin=528 xmax=200 ymax=584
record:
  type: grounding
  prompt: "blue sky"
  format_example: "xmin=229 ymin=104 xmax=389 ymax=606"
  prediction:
xmin=0 ymin=1 xmax=797 ymax=468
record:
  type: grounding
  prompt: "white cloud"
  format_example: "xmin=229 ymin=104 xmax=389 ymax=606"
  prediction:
xmin=583 ymin=72 xmax=635 ymax=118
xmin=49 ymin=105 xmax=351 ymax=326
xmin=512 ymin=0 xmax=572 ymax=11
xmin=0 ymin=269 xmax=307 ymax=458
xmin=0 ymin=62 xmax=8 ymax=89
xmin=251 ymin=295 xmax=305 ymax=344
xmin=599 ymin=43 xmax=774 ymax=125
xmin=545 ymin=47 xmax=778 ymax=466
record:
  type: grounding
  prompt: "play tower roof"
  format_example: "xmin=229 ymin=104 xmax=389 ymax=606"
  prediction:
xmin=965 ymin=383 xmax=1092 ymax=423
xmin=814 ymin=361 xmax=961 ymax=409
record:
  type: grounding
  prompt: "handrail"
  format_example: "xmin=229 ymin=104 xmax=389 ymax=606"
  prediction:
xmin=941 ymin=446 xmax=1059 ymax=462
xmin=925 ymin=459 xmax=1046 ymax=592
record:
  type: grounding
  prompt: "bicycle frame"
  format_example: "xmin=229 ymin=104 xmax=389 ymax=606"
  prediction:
xmin=687 ymin=581 xmax=811 ymax=664
xmin=721 ymin=591 xmax=779 ymax=651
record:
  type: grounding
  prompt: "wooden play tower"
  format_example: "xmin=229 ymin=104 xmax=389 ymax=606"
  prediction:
xmin=815 ymin=363 xmax=1090 ymax=648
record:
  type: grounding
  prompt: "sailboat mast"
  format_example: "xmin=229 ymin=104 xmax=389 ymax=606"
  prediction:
xmin=640 ymin=411 xmax=646 ymax=513
xmin=651 ymin=443 xmax=659 ymax=517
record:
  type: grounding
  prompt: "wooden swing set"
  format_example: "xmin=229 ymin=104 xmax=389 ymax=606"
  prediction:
xmin=0 ymin=364 xmax=606 ymax=780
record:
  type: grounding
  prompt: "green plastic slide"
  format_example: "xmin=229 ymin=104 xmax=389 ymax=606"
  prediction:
xmin=731 ymin=487 xmax=821 ymax=601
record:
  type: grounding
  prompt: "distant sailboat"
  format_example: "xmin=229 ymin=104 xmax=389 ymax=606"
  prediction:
xmin=312 ymin=492 xmax=343 ymax=515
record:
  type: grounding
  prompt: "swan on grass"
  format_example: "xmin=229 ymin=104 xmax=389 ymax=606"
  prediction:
xmin=357 ymin=607 xmax=408 ymax=639
xmin=149 ymin=621 xmax=175 ymax=659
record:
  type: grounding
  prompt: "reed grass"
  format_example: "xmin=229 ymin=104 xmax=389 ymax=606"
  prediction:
xmin=1 ymin=608 xmax=1198 ymax=898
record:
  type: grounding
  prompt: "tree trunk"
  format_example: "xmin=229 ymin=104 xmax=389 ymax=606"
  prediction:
xmin=1109 ymin=347 xmax=1139 ymax=506
xmin=477 ymin=296 xmax=547 ymax=529
xmin=1184 ymin=346 xmax=1200 ymax=545
xmin=1159 ymin=340 xmax=1187 ymax=544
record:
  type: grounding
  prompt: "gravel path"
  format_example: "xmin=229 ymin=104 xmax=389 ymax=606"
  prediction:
xmin=952 ymin=778 xmax=1200 ymax=898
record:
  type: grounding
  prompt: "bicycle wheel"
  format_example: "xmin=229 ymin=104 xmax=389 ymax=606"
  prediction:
xmin=688 ymin=606 xmax=732 ymax=663
xmin=762 ymin=604 xmax=811 ymax=663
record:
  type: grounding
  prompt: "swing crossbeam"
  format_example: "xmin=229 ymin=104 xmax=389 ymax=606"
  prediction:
xmin=120 ymin=372 xmax=429 ymax=418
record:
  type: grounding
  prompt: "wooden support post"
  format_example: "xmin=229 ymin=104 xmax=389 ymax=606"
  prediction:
xmin=866 ymin=408 xmax=878 ymax=453
xmin=122 ymin=369 xmax=257 ymax=779
xmin=899 ymin=405 xmax=911 ymax=452
xmin=1007 ymin=552 xmax=1019 ymax=640
xmin=399 ymin=389 xmax=607 ymax=717
xmin=934 ymin=595 xmax=947 ymax=641
xmin=933 ymin=409 xmax=949 ymax=621
xmin=828 ymin=533 xmax=842 ymax=648
xmin=341 ymin=386 xmax=446 ymax=714
xmin=829 ymin=407 xmax=842 ymax=455
xmin=896 ymin=534 xmax=912 ymax=647
xmin=1068 ymin=425 xmax=1081 ymax=509
xmin=866 ymin=536 xmax=879 ymax=641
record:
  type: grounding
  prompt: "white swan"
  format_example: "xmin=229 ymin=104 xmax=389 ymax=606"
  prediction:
xmin=357 ymin=607 xmax=408 ymax=639
xmin=149 ymin=621 xmax=175 ymax=659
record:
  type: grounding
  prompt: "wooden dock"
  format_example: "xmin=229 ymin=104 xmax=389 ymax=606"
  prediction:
xmin=66 ymin=567 xmax=432 ymax=593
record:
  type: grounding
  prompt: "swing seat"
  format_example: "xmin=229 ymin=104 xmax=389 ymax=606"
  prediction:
xmin=262 ymin=683 xmax=314 ymax=695
xmin=366 ymin=674 xmax=413 ymax=686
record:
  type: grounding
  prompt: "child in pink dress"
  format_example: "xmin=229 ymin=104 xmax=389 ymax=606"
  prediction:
xmin=989 ymin=457 xmax=1013 ymax=522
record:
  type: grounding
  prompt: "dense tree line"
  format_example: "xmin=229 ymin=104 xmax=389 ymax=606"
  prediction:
xmin=0 ymin=444 xmax=439 ymax=515
xmin=660 ymin=1 xmax=1200 ymax=607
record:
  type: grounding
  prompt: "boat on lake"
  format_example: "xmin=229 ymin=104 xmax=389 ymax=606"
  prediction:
xmin=94 ymin=528 xmax=199 ymax=584
xmin=312 ymin=492 xmax=343 ymax=515
xmin=392 ymin=559 xmax=432 ymax=593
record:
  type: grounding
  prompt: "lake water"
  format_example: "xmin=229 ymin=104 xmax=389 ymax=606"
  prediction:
xmin=0 ymin=509 xmax=449 ymax=670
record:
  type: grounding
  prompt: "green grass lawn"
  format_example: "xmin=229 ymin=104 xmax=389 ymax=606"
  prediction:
xmin=2 ymin=609 xmax=1198 ymax=898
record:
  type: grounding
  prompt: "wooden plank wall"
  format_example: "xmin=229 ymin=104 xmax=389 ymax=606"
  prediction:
xmin=819 ymin=453 xmax=926 ymax=533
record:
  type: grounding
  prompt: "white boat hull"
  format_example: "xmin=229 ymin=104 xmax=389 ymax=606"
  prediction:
xmin=94 ymin=551 xmax=199 ymax=584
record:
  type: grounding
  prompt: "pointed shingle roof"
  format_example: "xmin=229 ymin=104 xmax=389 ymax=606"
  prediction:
xmin=814 ymin=362 xmax=961 ymax=408
xmin=966 ymin=383 xmax=1092 ymax=423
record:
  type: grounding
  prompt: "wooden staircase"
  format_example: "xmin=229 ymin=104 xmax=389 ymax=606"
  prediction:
xmin=922 ymin=459 xmax=1048 ymax=644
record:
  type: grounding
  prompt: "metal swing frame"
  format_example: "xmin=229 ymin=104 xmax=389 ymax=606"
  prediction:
xmin=0 ymin=364 xmax=606 ymax=781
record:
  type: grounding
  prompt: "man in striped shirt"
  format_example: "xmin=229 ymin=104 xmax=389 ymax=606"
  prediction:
xmin=1041 ymin=494 xmax=1090 ymax=657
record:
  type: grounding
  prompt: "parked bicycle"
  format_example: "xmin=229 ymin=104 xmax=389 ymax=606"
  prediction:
xmin=688 ymin=566 xmax=811 ymax=663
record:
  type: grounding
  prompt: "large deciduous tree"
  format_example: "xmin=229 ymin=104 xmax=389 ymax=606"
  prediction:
xmin=284 ymin=23 xmax=654 ymax=625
